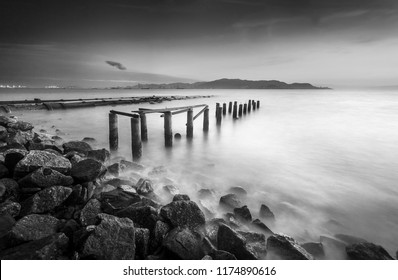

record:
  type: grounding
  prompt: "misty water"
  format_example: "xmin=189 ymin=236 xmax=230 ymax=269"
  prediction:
xmin=2 ymin=88 xmax=398 ymax=257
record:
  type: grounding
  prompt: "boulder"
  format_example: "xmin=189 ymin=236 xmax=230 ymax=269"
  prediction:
xmin=0 ymin=116 xmax=18 ymax=126
xmin=163 ymin=227 xmax=204 ymax=260
xmin=60 ymin=219 xmax=81 ymax=240
xmin=335 ymin=234 xmax=367 ymax=245
xmin=252 ymin=219 xmax=273 ymax=235
xmin=65 ymin=184 xmax=87 ymax=205
xmin=0 ymin=214 xmax=15 ymax=237
xmin=267 ymin=234 xmax=313 ymax=260
xmin=0 ymin=181 xmax=5 ymax=201
xmin=80 ymin=199 xmax=101 ymax=226
xmin=210 ymin=250 xmax=237 ymax=260
xmin=0 ymin=163 xmax=9 ymax=179
xmin=82 ymin=213 xmax=135 ymax=259
xmin=233 ymin=205 xmax=252 ymax=223
xmin=174 ymin=133 xmax=182 ymax=139
xmin=105 ymin=178 xmax=135 ymax=188
xmin=160 ymin=200 xmax=205 ymax=229
xmin=87 ymin=149 xmax=110 ymax=163
xmin=301 ymin=242 xmax=325 ymax=259
xmin=320 ymin=235 xmax=348 ymax=259
xmin=71 ymin=159 xmax=107 ymax=183
xmin=116 ymin=205 xmax=158 ymax=231
xmin=0 ymin=178 xmax=19 ymax=201
xmin=0 ymin=125 xmax=7 ymax=141
xmin=6 ymin=129 xmax=34 ymax=146
xmin=99 ymin=189 xmax=142 ymax=214
xmin=20 ymin=186 xmax=72 ymax=216
xmin=14 ymin=150 xmax=72 ymax=179
xmin=219 ymin=194 xmax=242 ymax=211
xmin=107 ymin=163 xmax=121 ymax=176
xmin=120 ymin=160 xmax=144 ymax=171
xmin=228 ymin=186 xmax=247 ymax=197
xmin=136 ymin=178 xmax=154 ymax=195
xmin=3 ymin=149 xmax=29 ymax=174
xmin=149 ymin=220 xmax=171 ymax=253
xmin=173 ymin=194 xmax=190 ymax=201
xmin=0 ymin=233 xmax=69 ymax=260
xmin=7 ymin=121 xmax=34 ymax=131
xmin=135 ymin=228 xmax=150 ymax=259
xmin=18 ymin=167 xmax=73 ymax=189
xmin=204 ymin=218 xmax=226 ymax=246
xmin=238 ymin=231 xmax=267 ymax=259
xmin=0 ymin=201 xmax=21 ymax=217
xmin=62 ymin=141 xmax=92 ymax=154
xmin=163 ymin=185 xmax=179 ymax=196
xmin=259 ymin=204 xmax=275 ymax=221
xmin=198 ymin=189 xmax=215 ymax=200
xmin=81 ymin=137 xmax=96 ymax=144
xmin=346 ymin=242 xmax=394 ymax=260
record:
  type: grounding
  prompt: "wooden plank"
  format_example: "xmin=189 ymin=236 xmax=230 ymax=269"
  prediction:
xmin=193 ymin=106 xmax=208 ymax=121
xmin=110 ymin=110 xmax=138 ymax=118
xmin=134 ymin=104 xmax=208 ymax=113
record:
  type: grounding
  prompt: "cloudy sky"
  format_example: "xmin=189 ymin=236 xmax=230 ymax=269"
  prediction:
xmin=0 ymin=0 xmax=398 ymax=87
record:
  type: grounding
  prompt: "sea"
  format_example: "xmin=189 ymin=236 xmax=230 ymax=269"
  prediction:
xmin=1 ymin=88 xmax=398 ymax=257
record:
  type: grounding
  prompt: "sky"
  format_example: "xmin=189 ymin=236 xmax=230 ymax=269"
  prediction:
xmin=0 ymin=0 xmax=398 ymax=88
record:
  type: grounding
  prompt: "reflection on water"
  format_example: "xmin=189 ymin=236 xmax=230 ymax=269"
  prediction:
xmin=3 ymin=88 xmax=398 ymax=256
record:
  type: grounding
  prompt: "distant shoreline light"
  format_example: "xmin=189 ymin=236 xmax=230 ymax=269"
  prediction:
xmin=0 ymin=84 xmax=27 ymax=88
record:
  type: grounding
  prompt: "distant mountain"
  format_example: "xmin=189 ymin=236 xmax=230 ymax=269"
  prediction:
xmin=129 ymin=78 xmax=329 ymax=89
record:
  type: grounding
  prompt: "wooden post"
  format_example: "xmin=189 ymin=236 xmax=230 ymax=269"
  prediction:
xmin=187 ymin=108 xmax=194 ymax=138
xmin=203 ymin=107 xmax=209 ymax=132
xmin=139 ymin=112 xmax=148 ymax=141
xmin=243 ymin=103 xmax=247 ymax=114
xmin=228 ymin=102 xmax=233 ymax=114
xmin=164 ymin=111 xmax=173 ymax=147
xmin=222 ymin=103 xmax=227 ymax=115
xmin=109 ymin=113 xmax=118 ymax=152
xmin=257 ymin=100 xmax=260 ymax=108
xmin=216 ymin=106 xmax=222 ymax=125
xmin=248 ymin=99 xmax=251 ymax=112
xmin=233 ymin=101 xmax=238 ymax=119
xmin=131 ymin=114 xmax=142 ymax=161
xmin=252 ymin=100 xmax=256 ymax=111
xmin=215 ymin=103 xmax=220 ymax=117
xmin=238 ymin=104 xmax=243 ymax=117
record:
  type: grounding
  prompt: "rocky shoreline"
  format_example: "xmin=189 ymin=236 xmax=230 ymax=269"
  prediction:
xmin=0 ymin=114 xmax=396 ymax=260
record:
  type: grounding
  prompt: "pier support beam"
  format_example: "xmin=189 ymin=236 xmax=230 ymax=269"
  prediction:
xmin=248 ymin=99 xmax=251 ymax=112
xmin=216 ymin=106 xmax=222 ymax=125
xmin=139 ymin=112 xmax=148 ymax=141
xmin=252 ymin=100 xmax=256 ymax=111
xmin=238 ymin=104 xmax=243 ymax=117
xmin=164 ymin=111 xmax=173 ymax=147
xmin=233 ymin=101 xmax=238 ymax=119
xmin=257 ymin=100 xmax=260 ymax=109
xmin=187 ymin=108 xmax=194 ymax=138
xmin=222 ymin=103 xmax=227 ymax=115
xmin=203 ymin=107 xmax=209 ymax=132
xmin=131 ymin=115 xmax=142 ymax=161
xmin=109 ymin=113 xmax=118 ymax=152
xmin=243 ymin=103 xmax=247 ymax=114
xmin=215 ymin=103 xmax=220 ymax=117
xmin=228 ymin=102 xmax=233 ymax=114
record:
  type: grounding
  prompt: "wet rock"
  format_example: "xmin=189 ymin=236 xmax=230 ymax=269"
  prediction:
xmin=116 ymin=205 xmax=158 ymax=231
xmin=228 ymin=186 xmax=247 ymax=197
xmin=71 ymin=159 xmax=107 ymax=183
xmin=105 ymin=178 xmax=135 ymax=188
xmin=267 ymin=234 xmax=313 ymax=260
xmin=0 ymin=125 xmax=7 ymax=141
xmin=198 ymin=188 xmax=215 ymax=200
xmin=202 ymin=255 xmax=212 ymax=260
xmin=217 ymin=224 xmax=258 ymax=260
xmin=0 ymin=116 xmax=18 ymax=126
xmin=163 ymin=185 xmax=179 ymax=196
xmin=259 ymin=204 xmax=275 ymax=221
xmin=301 ymin=242 xmax=325 ymax=259
xmin=150 ymin=220 xmax=171 ymax=253
xmin=0 ymin=232 xmax=69 ymax=260
xmin=163 ymin=227 xmax=204 ymax=260
xmin=346 ymin=242 xmax=393 ymax=260
xmin=173 ymin=194 xmax=190 ymax=201
xmin=135 ymin=228 xmax=150 ymax=259
xmin=7 ymin=121 xmax=34 ymax=131
xmin=107 ymin=163 xmax=121 ymax=176
xmin=14 ymin=150 xmax=72 ymax=179
xmin=120 ymin=160 xmax=144 ymax=171
xmin=20 ymin=186 xmax=72 ymax=216
xmin=0 ymin=214 xmax=15 ymax=237
xmin=219 ymin=194 xmax=242 ymax=211
xmin=60 ymin=219 xmax=80 ymax=240
xmin=87 ymin=149 xmax=110 ymax=163
xmin=63 ymin=141 xmax=92 ymax=154
xmin=335 ymin=234 xmax=367 ymax=245
xmin=204 ymin=218 xmax=226 ymax=246
xmin=0 ymin=201 xmax=21 ymax=217
xmin=0 ymin=181 xmax=5 ymax=201
xmin=239 ymin=231 xmax=267 ymax=259
xmin=0 ymin=163 xmax=9 ymax=179
xmin=223 ymin=213 xmax=242 ymax=228
xmin=80 ymin=199 xmax=101 ymax=226
xmin=0 ymin=178 xmax=20 ymax=201
xmin=82 ymin=213 xmax=135 ymax=260
xmin=252 ymin=219 xmax=273 ymax=235
xmin=174 ymin=133 xmax=182 ymax=139
xmin=100 ymin=189 xmax=141 ymax=214
xmin=320 ymin=235 xmax=348 ymax=259
xmin=160 ymin=200 xmax=205 ymax=229
xmin=18 ymin=167 xmax=73 ymax=189
xmin=210 ymin=250 xmax=237 ymax=260
xmin=148 ymin=166 xmax=167 ymax=176
xmin=3 ymin=149 xmax=28 ymax=174
xmin=233 ymin=205 xmax=252 ymax=223
xmin=65 ymin=184 xmax=87 ymax=205
xmin=82 ymin=137 xmax=96 ymax=144
xmin=6 ymin=129 xmax=34 ymax=146
xmin=136 ymin=178 xmax=154 ymax=195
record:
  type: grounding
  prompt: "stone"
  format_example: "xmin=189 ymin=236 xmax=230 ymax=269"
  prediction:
xmin=116 ymin=205 xmax=158 ymax=231
xmin=346 ymin=242 xmax=394 ymax=260
xmin=202 ymin=255 xmax=212 ymax=260
xmin=0 ymin=116 xmax=18 ymax=127
xmin=238 ymin=231 xmax=267 ymax=259
xmin=0 ymin=233 xmax=69 ymax=260
xmin=62 ymin=141 xmax=92 ymax=154
xmin=335 ymin=234 xmax=367 ymax=245
xmin=0 ymin=181 xmax=5 ymax=201
xmin=82 ymin=137 xmax=96 ymax=144
xmin=120 ymin=160 xmax=144 ymax=171
xmin=135 ymin=227 xmax=150 ymax=259
xmin=160 ymin=200 xmax=205 ymax=229
xmin=233 ymin=205 xmax=252 ymax=222
xmin=18 ymin=167 xmax=74 ymax=189
xmin=65 ymin=184 xmax=87 ymax=205
xmin=163 ymin=227 xmax=204 ymax=260
xmin=20 ymin=186 xmax=72 ymax=216
xmin=204 ymin=218 xmax=226 ymax=246
xmin=301 ymin=242 xmax=325 ymax=259
xmin=252 ymin=219 xmax=273 ymax=235
xmin=100 ymin=189 xmax=142 ymax=214
xmin=14 ymin=150 xmax=72 ymax=179
xmin=173 ymin=194 xmax=190 ymax=201
xmin=174 ymin=133 xmax=182 ymax=139
xmin=217 ymin=224 xmax=258 ymax=260
xmin=7 ymin=121 xmax=34 ymax=131
xmin=150 ymin=220 xmax=171 ymax=253
xmin=198 ymin=189 xmax=215 ymax=199
xmin=219 ymin=194 xmax=242 ymax=211
xmin=0 ymin=163 xmax=9 ymax=179
xmin=119 ymin=185 xmax=136 ymax=194
xmin=0 ymin=178 xmax=19 ymax=201
xmin=82 ymin=213 xmax=135 ymax=259
xmin=163 ymin=185 xmax=179 ymax=196
xmin=0 ymin=214 xmax=15 ymax=237
xmin=6 ymin=129 xmax=34 ymax=146
xmin=210 ymin=250 xmax=237 ymax=260
xmin=107 ymin=163 xmax=121 ymax=176
xmin=266 ymin=234 xmax=313 ymax=260
xmin=87 ymin=149 xmax=110 ymax=163
xmin=0 ymin=125 xmax=7 ymax=141
xmin=259 ymin=204 xmax=275 ymax=221
xmin=3 ymin=149 xmax=29 ymax=174
xmin=136 ymin=178 xmax=154 ymax=195
xmin=71 ymin=159 xmax=107 ymax=183
xmin=80 ymin=199 xmax=101 ymax=226
xmin=105 ymin=178 xmax=135 ymax=188
xmin=60 ymin=219 xmax=80 ymax=239
xmin=228 ymin=186 xmax=247 ymax=197
xmin=0 ymin=201 xmax=21 ymax=217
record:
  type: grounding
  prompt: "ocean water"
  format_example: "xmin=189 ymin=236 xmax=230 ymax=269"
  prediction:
xmin=1 ymin=88 xmax=398 ymax=257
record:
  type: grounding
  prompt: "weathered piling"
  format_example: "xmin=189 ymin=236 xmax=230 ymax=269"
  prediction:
xmin=215 ymin=103 xmax=220 ymax=117
xmin=216 ymin=106 xmax=222 ymax=125
xmin=139 ymin=112 xmax=148 ymax=141
xmin=228 ymin=102 xmax=233 ymax=114
xmin=238 ymin=104 xmax=243 ymax=117
xmin=109 ymin=113 xmax=118 ymax=152
xmin=257 ymin=100 xmax=260 ymax=108
xmin=243 ymin=103 xmax=247 ymax=114
xmin=248 ymin=99 xmax=251 ymax=112
xmin=164 ymin=111 xmax=173 ymax=147
xmin=130 ymin=114 xmax=142 ymax=161
xmin=187 ymin=108 xmax=194 ymax=138
xmin=203 ymin=107 xmax=209 ymax=132
xmin=252 ymin=100 xmax=256 ymax=111
xmin=233 ymin=101 xmax=238 ymax=119
xmin=222 ymin=103 xmax=227 ymax=115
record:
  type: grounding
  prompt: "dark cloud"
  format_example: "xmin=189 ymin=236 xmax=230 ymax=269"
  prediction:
xmin=105 ymin=60 xmax=126 ymax=70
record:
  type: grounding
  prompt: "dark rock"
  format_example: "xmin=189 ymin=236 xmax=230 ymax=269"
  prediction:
xmin=0 ymin=178 xmax=19 ymax=201
xmin=174 ymin=133 xmax=182 ymax=139
xmin=3 ymin=149 xmax=28 ymax=174
xmin=60 ymin=219 xmax=80 ymax=240
xmin=173 ymin=194 xmax=190 ymax=201
xmin=6 ymin=129 xmax=34 ymax=146
xmin=80 ymin=199 xmax=101 ymax=226
xmin=202 ymin=255 xmax=212 ymax=260
xmin=0 ymin=125 xmax=7 ymax=141
xmin=87 ymin=149 xmax=110 ymax=163
xmin=0 ymin=115 xmax=18 ymax=127
xmin=135 ymin=228 xmax=150 ymax=259
xmin=0 ymin=181 xmax=5 ymax=201
xmin=252 ymin=219 xmax=273 ymax=235
xmin=82 ymin=181 xmax=96 ymax=201
xmin=259 ymin=204 xmax=275 ymax=221
xmin=105 ymin=178 xmax=135 ymax=188
xmin=148 ymin=166 xmax=167 ymax=176
xmin=82 ymin=137 xmax=96 ymax=144
xmin=223 ymin=213 xmax=242 ymax=228
xmin=346 ymin=242 xmax=394 ymax=260
xmin=116 ymin=205 xmax=158 ymax=231
xmin=82 ymin=213 xmax=135 ymax=259
xmin=267 ymin=234 xmax=313 ymax=260
xmin=65 ymin=184 xmax=87 ymax=205
xmin=18 ymin=167 xmax=73 ymax=189
xmin=120 ymin=160 xmax=144 ymax=171
xmin=7 ymin=121 xmax=34 ymax=131
xmin=136 ymin=178 xmax=154 ymax=195
xmin=238 ymin=231 xmax=267 ymax=259
xmin=163 ymin=227 xmax=204 ymax=260
xmin=14 ymin=150 xmax=72 ymax=179
xmin=0 ymin=163 xmax=9 ymax=179
xmin=20 ymin=186 xmax=72 ymax=216
xmin=335 ymin=234 xmax=367 ymax=245
xmin=100 ymin=189 xmax=142 ymax=214
xmin=228 ymin=186 xmax=247 ymax=197
xmin=198 ymin=188 xmax=215 ymax=199
xmin=0 ymin=201 xmax=21 ymax=217
xmin=71 ymin=159 xmax=107 ymax=183
xmin=301 ymin=242 xmax=325 ymax=259
xmin=107 ymin=163 xmax=121 ymax=176
xmin=0 ymin=214 xmax=15 ymax=237
xmin=63 ymin=141 xmax=92 ymax=154
xmin=233 ymin=205 xmax=252 ymax=222
xmin=217 ymin=224 xmax=258 ymax=260
xmin=0 ymin=233 xmax=69 ymax=260
xmin=210 ymin=250 xmax=237 ymax=260
xmin=219 ymin=194 xmax=242 ymax=211
xmin=0 ymin=143 xmax=26 ymax=154
xmin=160 ymin=200 xmax=205 ymax=229
xmin=150 ymin=220 xmax=171 ymax=253
xmin=204 ymin=218 xmax=226 ymax=246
